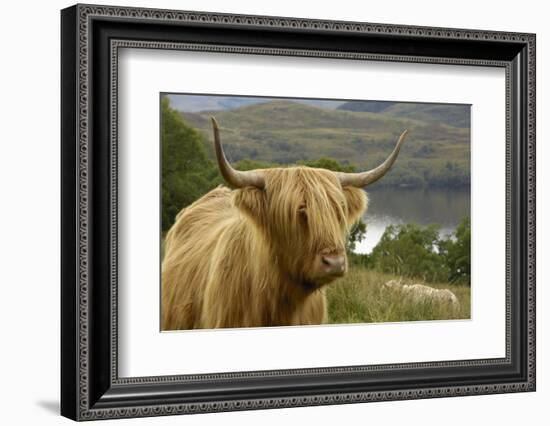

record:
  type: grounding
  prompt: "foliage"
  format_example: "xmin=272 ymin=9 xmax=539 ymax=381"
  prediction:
xmin=358 ymin=218 xmax=471 ymax=285
xmin=297 ymin=157 xmax=356 ymax=172
xmin=161 ymin=97 xmax=218 ymax=232
xmin=422 ymin=161 xmax=470 ymax=189
xmin=233 ymin=158 xmax=275 ymax=171
xmin=439 ymin=217 xmax=471 ymax=285
xmin=347 ymin=221 xmax=367 ymax=253
xmin=347 ymin=251 xmax=372 ymax=269
xmin=369 ymin=223 xmax=450 ymax=283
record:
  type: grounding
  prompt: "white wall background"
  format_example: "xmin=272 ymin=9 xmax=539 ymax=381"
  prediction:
xmin=0 ymin=0 xmax=546 ymax=424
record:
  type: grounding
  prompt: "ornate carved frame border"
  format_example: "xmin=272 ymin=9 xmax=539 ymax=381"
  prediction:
xmin=61 ymin=3 xmax=536 ymax=421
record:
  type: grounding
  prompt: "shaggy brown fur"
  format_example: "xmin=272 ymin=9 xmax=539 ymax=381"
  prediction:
xmin=161 ymin=167 xmax=367 ymax=330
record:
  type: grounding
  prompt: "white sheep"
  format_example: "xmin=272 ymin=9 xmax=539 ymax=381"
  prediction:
xmin=383 ymin=279 xmax=460 ymax=310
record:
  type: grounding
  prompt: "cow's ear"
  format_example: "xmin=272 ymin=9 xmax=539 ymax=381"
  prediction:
xmin=233 ymin=187 xmax=267 ymax=225
xmin=343 ymin=187 xmax=368 ymax=225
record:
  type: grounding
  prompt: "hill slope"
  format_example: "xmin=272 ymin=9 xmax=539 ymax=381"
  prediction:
xmin=338 ymin=101 xmax=470 ymax=128
xmin=167 ymin=94 xmax=345 ymax=113
xmin=177 ymin=100 xmax=470 ymax=188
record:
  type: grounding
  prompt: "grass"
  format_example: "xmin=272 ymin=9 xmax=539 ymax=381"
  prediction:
xmin=326 ymin=266 xmax=470 ymax=324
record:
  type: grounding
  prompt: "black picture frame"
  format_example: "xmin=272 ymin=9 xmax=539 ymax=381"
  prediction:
xmin=61 ymin=4 xmax=536 ymax=421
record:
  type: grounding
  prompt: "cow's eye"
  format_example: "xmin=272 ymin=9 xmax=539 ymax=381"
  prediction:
xmin=298 ymin=206 xmax=307 ymax=218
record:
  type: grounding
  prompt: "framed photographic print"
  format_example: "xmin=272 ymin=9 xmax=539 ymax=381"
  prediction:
xmin=61 ymin=4 xmax=536 ymax=421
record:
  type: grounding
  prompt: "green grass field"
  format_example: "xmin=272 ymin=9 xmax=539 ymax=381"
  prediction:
xmin=326 ymin=266 xmax=470 ymax=324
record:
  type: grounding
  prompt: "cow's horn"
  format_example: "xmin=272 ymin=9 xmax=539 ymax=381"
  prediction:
xmin=211 ymin=117 xmax=265 ymax=189
xmin=335 ymin=130 xmax=409 ymax=188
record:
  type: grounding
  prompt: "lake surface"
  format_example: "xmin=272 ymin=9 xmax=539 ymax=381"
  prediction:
xmin=355 ymin=187 xmax=470 ymax=254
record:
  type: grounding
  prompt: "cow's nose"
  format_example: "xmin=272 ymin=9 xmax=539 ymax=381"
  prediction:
xmin=321 ymin=255 xmax=346 ymax=276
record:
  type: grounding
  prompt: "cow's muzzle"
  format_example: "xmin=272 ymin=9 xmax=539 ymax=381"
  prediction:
xmin=318 ymin=254 xmax=346 ymax=278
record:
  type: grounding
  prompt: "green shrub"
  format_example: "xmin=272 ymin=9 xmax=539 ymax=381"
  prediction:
xmin=161 ymin=97 xmax=218 ymax=232
xmin=439 ymin=217 xmax=471 ymax=285
xmin=370 ymin=223 xmax=450 ymax=283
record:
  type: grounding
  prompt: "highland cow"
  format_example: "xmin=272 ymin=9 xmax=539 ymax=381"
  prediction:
xmin=161 ymin=118 xmax=408 ymax=330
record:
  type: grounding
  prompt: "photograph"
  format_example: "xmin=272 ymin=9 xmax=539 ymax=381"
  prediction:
xmin=58 ymin=3 xmax=536 ymax=420
xmin=160 ymin=94 xmax=472 ymax=331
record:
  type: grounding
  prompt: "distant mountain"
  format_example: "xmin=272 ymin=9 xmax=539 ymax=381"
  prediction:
xmin=178 ymin=100 xmax=470 ymax=184
xmin=338 ymin=101 xmax=470 ymax=128
xmin=166 ymin=94 xmax=345 ymax=113
xmin=337 ymin=100 xmax=397 ymax=113
xmin=167 ymin=95 xmax=470 ymax=130
xmin=166 ymin=95 xmax=264 ymax=113
xmin=299 ymin=99 xmax=347 ymax=109
xmin=384 ymin=103 xmax=471 ymax=128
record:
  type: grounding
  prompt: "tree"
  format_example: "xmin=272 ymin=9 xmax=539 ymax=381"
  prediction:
xmin=161 ymin=97 xmax=217 ymax=232
xmin=347 ymin=220 xmax=367 ymax=253
xmin=370 ymin=223 xmax=450 ymax=283
xmin=297 ymin=157 xmax=356 ymax=173
xmin=439 ymin=216 xmax=471 ymax=285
